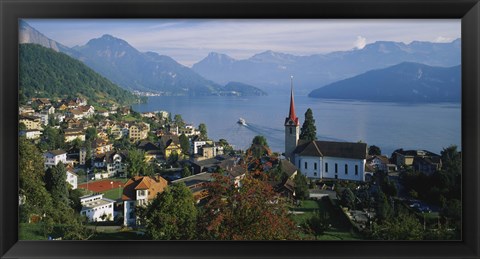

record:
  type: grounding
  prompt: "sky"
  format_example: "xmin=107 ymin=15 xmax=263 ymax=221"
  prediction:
xmin=24 ymin=19 xmax=461 ymax=67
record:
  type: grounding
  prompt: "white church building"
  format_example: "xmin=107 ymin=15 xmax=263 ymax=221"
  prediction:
xmin=284 ymin=77 xmax=368 ymax=182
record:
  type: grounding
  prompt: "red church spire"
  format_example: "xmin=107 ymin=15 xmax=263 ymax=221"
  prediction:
xmin=286 ymin=76 xmax=299 ymax=126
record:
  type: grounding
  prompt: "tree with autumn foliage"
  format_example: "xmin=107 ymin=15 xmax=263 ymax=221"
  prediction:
xmin=197 ymin=174 xmax=299 ymax=240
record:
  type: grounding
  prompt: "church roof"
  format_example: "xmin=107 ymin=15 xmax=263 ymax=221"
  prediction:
xmin=285 ymin=76 xmax=299 ymax=126
xmin=294 ymin=140 xmax=367 ymax=160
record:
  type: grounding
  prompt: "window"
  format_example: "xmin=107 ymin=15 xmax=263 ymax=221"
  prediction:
xmin=314 ymin=163 xmax=317 ymax=170
xmin=313 ymin=172 xmax=317 ymax=176
xmin=325 ymin=163 xmax=328 ymax=173
xmin=304 ymin=162 xmax=308 ymax=169
xmin=290 ymin=128 xmax=292 ymax=134
xmin=345 ymin=164 xmax=348 ymax=174
xmin=355 ymin=165 xmax=359 ymax=175
xmin=335 ymin=163 xmax=338 ymax=173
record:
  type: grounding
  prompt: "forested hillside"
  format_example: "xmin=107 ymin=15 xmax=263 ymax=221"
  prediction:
xmin=19 ymin=43 xmax=139 ymax=105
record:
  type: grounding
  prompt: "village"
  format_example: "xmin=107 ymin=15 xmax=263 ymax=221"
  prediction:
xmin=18 ymin=91 xmax=462 ymax=241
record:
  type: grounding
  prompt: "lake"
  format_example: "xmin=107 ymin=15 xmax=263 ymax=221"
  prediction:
xmin=132 ymin=95 xmax=461 ymax=156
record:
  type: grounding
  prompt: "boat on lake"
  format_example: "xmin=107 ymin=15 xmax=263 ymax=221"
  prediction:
xmin=237 ymin=118 xmax=247 ymax=126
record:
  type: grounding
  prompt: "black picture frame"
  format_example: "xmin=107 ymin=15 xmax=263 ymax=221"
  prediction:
xmin=1 ymin=0 xmax=479 ymax=258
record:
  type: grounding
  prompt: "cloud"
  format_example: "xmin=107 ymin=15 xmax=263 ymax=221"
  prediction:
xmin=354 ymin=36 xmax=367 ymax=49
xmin=434 ymin=36 xmax=454 ymax=43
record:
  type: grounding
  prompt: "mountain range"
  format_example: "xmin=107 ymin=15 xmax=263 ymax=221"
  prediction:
xmin=192 ymin=40 xmax=460 ymax=94
xmin=19 ymin=21 xmax=265 ymax=97
xmin=20 ymin=20 xmax=461 ymax=102
xmin=308 ymin=62 xmax=461 ymax=103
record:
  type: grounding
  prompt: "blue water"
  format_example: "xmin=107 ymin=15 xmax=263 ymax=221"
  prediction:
xmin=132 ymin=95 xmax=461 ymax=156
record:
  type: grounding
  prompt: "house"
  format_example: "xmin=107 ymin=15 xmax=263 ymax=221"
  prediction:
xmin=33 ymin=112 xmax=49 ymax=126
xmin=19 ymin=115 xmax=42 ymax=130
xmin=105 ymin=150 xmax=128 ymax=177
xmin=44 ymin=149 xmax=67 ymax=168
xmin=179 ymin=124 xmax=200 ymax=137
xmin=65 ymin=166 xmax=78 ymax=190
xmin=80 ymin=194 xmax=115 ymax=222
xmin=19 ymin=129 xmax=42 ymax=140
xmin=109 ymin=123 xmax=129 ymax=140
xmin=78 ymin=105 xmax=95 ymax=118
xmin=91 ymin=138 xmax=113 ymax=155
xmin=64 ymin=128 xmax=86 ymax=142
xmin=19 ymin=105 xmax=35 ymax=115
xmin=122 ymin=176 xmax=168 ymax=226
xmin=285 ymin=82 xmax=367 ymax=182
xmin=32 ymin=98 xmax=51 ymax=109
xmin=159 ymin=135 xmax=182 ymax=159
xmin=129 ymin=123 xmax=150 ymax=142
xmin=367 ymin=155 xmax=391 ymax=172
xmin=137 ymin=141 xmax=162 ymax=162
xmin=172 ymin=172 xmax=213 ymax=203
xmin=413 ymin=156 xmax=442 ymax=175
xmin=392 ymin=149 xmax=440 ymax=168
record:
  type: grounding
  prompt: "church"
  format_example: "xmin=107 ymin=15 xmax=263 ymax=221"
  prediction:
xmin=284 ymin=77 xmax=368 ymax=182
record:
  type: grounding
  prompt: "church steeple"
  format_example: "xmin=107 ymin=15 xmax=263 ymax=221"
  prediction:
xmin=285 ymin=76 xmax=300 ymax=161
xmin=285 ymin=76 xmax=299 ymax=126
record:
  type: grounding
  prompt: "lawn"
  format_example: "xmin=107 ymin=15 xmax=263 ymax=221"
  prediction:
xmin=290 ymin=198 xmax=363 ymax=240
xmin=101 ymin=187 xmax=123 ymax=200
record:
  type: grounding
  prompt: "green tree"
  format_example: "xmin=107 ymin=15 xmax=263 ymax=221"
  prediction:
xmin=375 ymin=190 xmax=392 ymax=221
xmin=247 ymin=136 xmax=271 ymax=159
xmin=371 ymin=212 xmax=423 ymax=240
xmin=341 ymin=188 xmax=356 ymax=210
xmin=299 ymin=108 xmax=317 ymax=142
xmin=174 ymin=114 xmax=185 ymax=128
xmin=198 ymin=123 xmax=208 ymax=140
xmin=179 ymin=134 xmax=190 ymax=155
xmin=304 ymin=211 xmax=330 ymax=240
xmin=182 ymin=165 xmax=192 ymax=178
xmin=85 ymin=127 xmax=97 ymax=141
xmin=368 ymin=145 xmax=382 ymax=156
xmin=293 ymin=172 xmax=309 ymax=200
xmin=19 ymin=137 xmax=53 ymax=222
xmin=44 ymin=163 xmax=70 ymax=206
xmin=138 ymin=183 xmax=197 ymax=240
xmin=126 ymin=149 xmax=147 ymax=177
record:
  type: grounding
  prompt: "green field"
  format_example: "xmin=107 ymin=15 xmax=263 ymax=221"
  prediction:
xmin=290 ymin=198 xmax=363 ymax=240
xmin=101 ymin=187 xmax=123 ymax=200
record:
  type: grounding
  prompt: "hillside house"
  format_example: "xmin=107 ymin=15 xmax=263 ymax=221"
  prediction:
xmin=122 ymin=176 xmax=168 ymax=226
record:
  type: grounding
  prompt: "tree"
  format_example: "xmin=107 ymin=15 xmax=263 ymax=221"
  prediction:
xmin=179 ymin=134 xmax=190 ymax=155
xmin=341 ymin=188 xmax=356 ymax=210
xmin=299 ymin=108 xmax=317 ymax=142
xmin=19 ymin=137 xmax=53 ymax=222
xmin=293 ymin=172 xmax=309 ymax=200
xmin=126 ymin=149 xmax=147 ymax=177
xmin=375 ymin=191 xmax=392 ymax=221
xmin=368 ymin=145 xmax=382 ymax=156
xmin=85 ymin=127 xmax=97 ymax=141
xmin=182 ymin=165 xmax=192 ymax=178
xmin=174 ymin=114 xmax=185 ymax=128
xmin=371 ymin=212 xmax=423 ymax=240
xmin=197 ymin=174 xmax=298 ymax=240
xmin=138 ymin=183 xmax=197 ymax=240
xmin=198 ymin=123 xmax=208 ymax=140
xmin=44 ymin=163 xmax=70 ymax=206
xmin=247 ymin=136 xmax=271 ymax=158
xmin=304 ymin=211 xmax=330 ymax=239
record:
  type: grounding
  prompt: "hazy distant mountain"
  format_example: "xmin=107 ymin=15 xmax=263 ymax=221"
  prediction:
xmin=221 ymin=82 xmax=267 ymax=96
xmin=308 ymin=62 xmax=461 ymax=103
xmin=70 ymin=34 xmax=224 ymax=96
xmin=192 ymin=40 xmax=461 ymax=94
